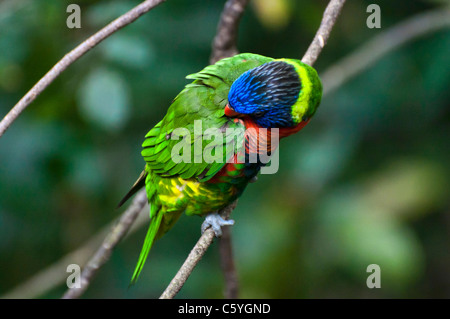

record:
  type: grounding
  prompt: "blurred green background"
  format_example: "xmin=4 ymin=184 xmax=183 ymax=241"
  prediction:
xmin=0 ymin=0 xmax=449 ymax=298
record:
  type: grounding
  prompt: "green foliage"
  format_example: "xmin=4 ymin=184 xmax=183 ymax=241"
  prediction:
xmin=78 ymin=67 xmax=131 ymax=130
xmin=0 ymin=0 xmax=449 ymax=298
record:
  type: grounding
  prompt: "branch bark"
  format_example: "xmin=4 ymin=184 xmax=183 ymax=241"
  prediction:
xmin=301 ymin=0 xmax=346 ymax=66
xmin=0 ymin=0 xmax=167 ymax=138
xmin=159 ymin=201 xmax=237 ymax=299
xmin=210 ymin=0 xmax=250 ymax=64
xmin=62 ymin=189 xmax=148 ymax=299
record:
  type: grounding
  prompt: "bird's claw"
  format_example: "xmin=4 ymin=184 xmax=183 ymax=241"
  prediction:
xmin=201 ymin=212 xmax=235 ymax=237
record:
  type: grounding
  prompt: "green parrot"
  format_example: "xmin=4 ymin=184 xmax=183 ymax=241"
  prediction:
xmin=119 ymin=53 xmax=322 ymax=284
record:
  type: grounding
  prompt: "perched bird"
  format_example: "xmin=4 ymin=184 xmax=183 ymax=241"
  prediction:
xmin=119 ymin=53 xmax=322 ymax=284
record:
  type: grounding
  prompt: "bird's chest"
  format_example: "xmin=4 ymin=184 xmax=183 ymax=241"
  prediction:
xmin=206 ymin=118 xmax=277 ymax=187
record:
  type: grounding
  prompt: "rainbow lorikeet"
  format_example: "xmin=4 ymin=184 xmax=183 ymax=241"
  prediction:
xmin=119 ymin=53 xmax=322 ymax=284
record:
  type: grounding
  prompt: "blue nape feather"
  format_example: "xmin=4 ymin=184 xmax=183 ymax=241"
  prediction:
xmin=227 ymin=61 xmax=301 ymax=128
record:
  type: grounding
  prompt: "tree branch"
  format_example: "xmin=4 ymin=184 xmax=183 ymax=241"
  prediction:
xmin=62 ymin=189 xmax=148 ymax=299
xmin=0 ymin=0 xmax=166 ymax=138
xmin=159 ymin=201 xmax=237 ymax=299
xmin=301 ymin=0 xmax=346 ymax=66
xmin=219 ymin=226 xmax=239 ymax=298
xmin=210 ymin=0 xmax=250 ymax=64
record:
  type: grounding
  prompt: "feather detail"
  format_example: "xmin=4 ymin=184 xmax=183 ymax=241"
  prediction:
xmin=117 ymin=169 xmax=147 ymax=208
xmin=130 ymin=205 xmax=163 ymax=285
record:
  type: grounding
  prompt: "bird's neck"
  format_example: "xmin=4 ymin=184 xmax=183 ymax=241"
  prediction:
xmin=241 ymin=116 xmax=310 ymax=140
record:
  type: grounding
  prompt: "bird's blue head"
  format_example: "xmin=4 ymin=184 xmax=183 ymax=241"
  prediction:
xmin=225 ymin=59 xmax=322 ymax=129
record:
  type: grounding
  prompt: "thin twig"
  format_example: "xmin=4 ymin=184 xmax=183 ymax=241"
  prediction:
xmin=301 ymin=0 xmax=346 ymax=66
xmin=160 ymin=230 xmax=215 ymax=299
xmin=321 ymin=6 xmax=450 ymax=95
xmin=62 ymin=189 xmax=148 ymax=299
xmin=0 ymin=0 xmax=166 ymax=138
xmin=159 ymin=201 xmax=237 ymax=299
xmin=210 ymin=0 xmax=250 ymax=64
xmin=219 ymin=226 xmax=239 ymax=298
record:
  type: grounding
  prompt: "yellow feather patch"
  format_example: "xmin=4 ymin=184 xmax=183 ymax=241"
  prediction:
xmin=276 ymin=58 xmax=313 ymax=124
xmin=158 ymin=177 xmax=203 ymax=207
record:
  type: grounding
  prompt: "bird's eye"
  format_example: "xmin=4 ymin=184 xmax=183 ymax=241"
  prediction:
xmin=253 ymin=111 xmax=265 ymax=118
xmin=302 ymin=116 xmax=309 ymax=122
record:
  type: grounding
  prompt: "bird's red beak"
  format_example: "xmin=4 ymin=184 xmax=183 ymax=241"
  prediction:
xmin=224 ymin=104 xmax=242 ymax=117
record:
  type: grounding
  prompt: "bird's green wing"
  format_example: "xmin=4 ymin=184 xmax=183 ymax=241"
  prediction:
xmin=141 ymin=53 xmax=273 ymax=182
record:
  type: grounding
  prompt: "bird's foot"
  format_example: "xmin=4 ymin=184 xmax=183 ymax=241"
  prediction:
xmin=201 ymin=212 xmax=235 ymax=237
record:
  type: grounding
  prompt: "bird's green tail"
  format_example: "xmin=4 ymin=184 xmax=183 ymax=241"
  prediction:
xmin=130 ymin=207 xmax=163 ymax=285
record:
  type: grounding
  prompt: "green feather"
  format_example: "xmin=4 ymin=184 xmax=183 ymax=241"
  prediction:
xmin=130 ymin=204 xmax=163 ymax=285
